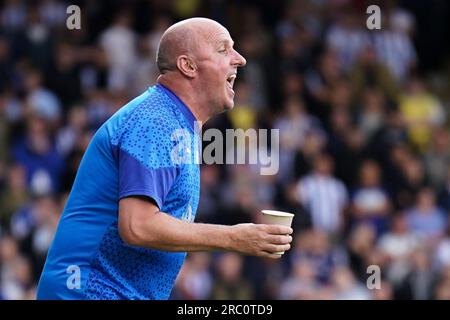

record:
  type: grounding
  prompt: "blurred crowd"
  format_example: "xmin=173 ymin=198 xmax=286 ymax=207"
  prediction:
xmin=1 ymin=0 xmax=450 ymax=300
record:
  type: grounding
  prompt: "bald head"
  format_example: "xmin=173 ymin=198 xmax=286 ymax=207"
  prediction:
xmin=156 ymin=18 xmax=246 ymax=122
xmin=156 ymin=18 xmax=228 ymax=74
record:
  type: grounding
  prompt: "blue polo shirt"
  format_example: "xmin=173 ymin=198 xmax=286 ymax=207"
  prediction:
xmin=37 ymin=84 xmax=200 ymax=299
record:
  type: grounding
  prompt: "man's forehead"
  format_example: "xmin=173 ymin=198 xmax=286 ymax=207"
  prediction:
xmin=194 ymin=21 xmax=229 ymax=41
xmin=209 ymin=29 xmax=234 ymax=46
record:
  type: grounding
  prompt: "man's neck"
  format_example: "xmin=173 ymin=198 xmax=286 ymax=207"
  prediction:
xmin=157 ymin=75 xmax=209 ymax=126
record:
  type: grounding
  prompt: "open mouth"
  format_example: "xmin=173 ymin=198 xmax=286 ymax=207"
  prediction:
xmin=226 ymin=73 xmax=236 ymax=93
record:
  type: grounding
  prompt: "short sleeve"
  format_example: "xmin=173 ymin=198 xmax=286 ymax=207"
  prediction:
xmin=114 ymin=101 xmax=179 ymax=209
xmin=118 ymin=148 xmax=177 ymax=209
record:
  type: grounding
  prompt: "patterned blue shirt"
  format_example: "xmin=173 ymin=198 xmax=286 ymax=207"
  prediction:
xmin=37 ymin=84 xmax=200 ymax=300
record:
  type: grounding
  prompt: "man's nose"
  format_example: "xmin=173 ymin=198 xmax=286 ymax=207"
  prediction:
xmin=232 ymin=49 xmax=246 ymax=67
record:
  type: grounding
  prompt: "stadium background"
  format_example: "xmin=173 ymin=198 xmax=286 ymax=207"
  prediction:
xmin=1 ymin=0 xmax=450 ymax=300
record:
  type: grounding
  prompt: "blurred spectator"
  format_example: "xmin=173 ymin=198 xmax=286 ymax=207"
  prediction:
xmin=171 ymin=253 xmax=212 ymax=300
xmin=210 ymin=252 xmax=253 ymax=300
xmin=437 ymin=167 xmax=450 ymax=213
xmin=60 ymin=129 xmax=92 ymax=192
xmin=79 ymin=46 xmax=109 ymax=93
xmin=279 ymin=257 xmax=332 ymax=299
xmin=350 ymin=160 xmax=391 ymax=236
xmin=0 ymin=164 xmax=29 ymax=230
xmin=295 ymin=153 xmax=348 ymax=234
xmin=47 ymin=42 xmax=82 ymax=109
xmin=423 ymin=127 xmax=450 ymax=190
xmin=350 ymin=45 xmax=398 ymax=103
xmin=435 ymin=281 xmax=450 ymax=299
xmin=304 ymin=49 xmax=343 ymax=120
xmin=23 ymin=68 xmax=61 ymax=124
xmin=329 ymin=81 xmax=353 ymax=113
xmin=292 ymin=126 xmax=327 ymax=179
xmin=276 ymin=0 xmax=318 ymax=74
xmin=0 ymin=235 xmax=34 ymax=300
xmin=387 ymin=5 xmax=415 ymax=38
xmin=219 ymin=175 xmax=256 ymax=226
xmin=291 ymin=229 xmax=348 ymax=284
xmin=373 ymin=11 xmax=417 ymax=83
xmin=132 ymin=15 xmax=171 ymax=95
xmin=12 ymin=113 xmax=65 ymax=195
xmin=372 ymin=280 xmax=394 ymax=300
xmin=85 ymin=90 xmax=116 ymax=130
xmin=326 ymin=11 xmax=369 ymax=71
xmin=395 ymin=247 xmax=436 ymax=300
xmin=378 ymin=214 xmax=420 ymax=286
xmin=39 ymin=0 xmax=67 ymax=29
xmin=434 ymin=224 xmax=450 ymax=271
xmin=56 ymin=106 xmax=88 ymax=157
xmin=399 ymin=76 xmax=445 ymax=152
xmin=0 ymin=97 xmax=9 ymax=167
xmin=367 ymin=110 xmax=408 ymax=165
xmin=1 ymin=0 xmax=27 ymax=32
xmin=405 ymin=187 xmax=447 ymax=242
xmin=22 ymin=7 xmax=55 ymax=72
xmin=0 ymin=36 xmax=13 ymax=93
xmin=237 ymin=30 xmax=269 ymax=111
xmin=99 ymin=11 xmax=137 ymax=92
xmin=29 ymin=195 xmax=60 ymax=276
xmin=330 ymin=266 xmax=372 ymax=300
xmin=145 ymin=15 xmax=171 ymax=56
xmin=347 ymin=223 xmax=378 ymax=282
xmin=357 ymin=88 xmax=388 ymax=141
xmin=395 ymin=155 xmax=427 ymax=209
xmin=275 ymin=97 xmax=323 ymax=154
xmin=434 ymin=267 xmax=450 ymax=300
xmin=328 ymin=111 xmax=367 ymax=186
xmin=196 ymin=165 xmax=226 ymax=223
xmin=129 ymin=36 xmax=158 ymax=96
xmin=244 ymin=255 xmax=286 ymax=300
xmin=274 ymin=96 xmax=323 ymax=184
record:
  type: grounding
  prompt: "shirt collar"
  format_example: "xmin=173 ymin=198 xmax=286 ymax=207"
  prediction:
xmin=156 ymin=84 xmax=197 ymax=131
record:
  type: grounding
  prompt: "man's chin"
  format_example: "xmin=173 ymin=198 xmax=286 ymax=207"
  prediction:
xmin=224 ymin=103 xmax=235 ymax=111
xmin=224 ymin=99 xmax=235 ymax=111
xmin=213 ymin=99 xmax=235 ymax=116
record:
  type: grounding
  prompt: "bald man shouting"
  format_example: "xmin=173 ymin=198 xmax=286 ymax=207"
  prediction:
xmin=36 ymin=18 xmax=292 ymax=300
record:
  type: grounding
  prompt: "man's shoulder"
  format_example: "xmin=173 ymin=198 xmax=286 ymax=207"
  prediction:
xmin=111 ymin=86 xmax=180 ymax=140
xmin=129 ymin=85 xmax=181 ymax=127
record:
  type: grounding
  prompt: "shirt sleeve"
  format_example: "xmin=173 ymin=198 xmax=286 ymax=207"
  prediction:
xmin=115 ymin=105 xmax=179 ymax=209
xmin=118 ymin=147 xmax=177 ymax=209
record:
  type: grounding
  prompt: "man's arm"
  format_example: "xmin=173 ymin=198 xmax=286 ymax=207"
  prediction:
xmin=118 ymin=196 xmax=293 ymax=259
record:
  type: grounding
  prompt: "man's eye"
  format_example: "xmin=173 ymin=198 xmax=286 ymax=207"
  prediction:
xmin=219 ymin=49 xmax=227 ymax=53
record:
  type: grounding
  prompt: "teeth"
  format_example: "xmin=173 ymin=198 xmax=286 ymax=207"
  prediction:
xmin=227 ymin=74 xmax=236 ymax=89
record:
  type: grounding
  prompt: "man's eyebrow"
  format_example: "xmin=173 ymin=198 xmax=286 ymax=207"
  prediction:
xmin=217 ymin=39 xmax=234 ymax=47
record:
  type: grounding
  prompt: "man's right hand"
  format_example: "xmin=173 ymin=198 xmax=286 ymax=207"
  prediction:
xmin=119 ymin=197 xmax=293 ymax=256
xmin=227 ymin=223 xmax=293 ymax=258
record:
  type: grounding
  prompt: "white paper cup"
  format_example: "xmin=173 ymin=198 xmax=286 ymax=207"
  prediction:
xmin=261 ymin=210 xmax=294 ymax=255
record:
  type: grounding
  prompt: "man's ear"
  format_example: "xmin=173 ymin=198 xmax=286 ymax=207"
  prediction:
xmin=176 ymin=55 xmax=197 ymax=78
